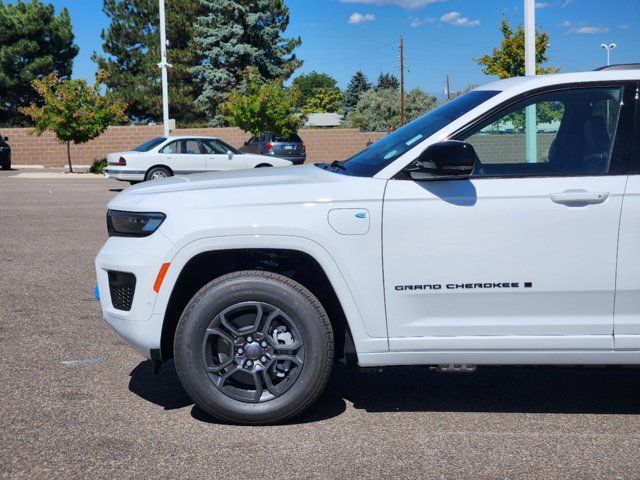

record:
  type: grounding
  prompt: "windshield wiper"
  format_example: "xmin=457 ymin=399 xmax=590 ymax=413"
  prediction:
xmin=328 ymin=160 xmax=346 ymax=171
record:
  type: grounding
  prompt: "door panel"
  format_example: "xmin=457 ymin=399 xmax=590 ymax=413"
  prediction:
xmin=383 ymin=176 xmax=626 ymax=350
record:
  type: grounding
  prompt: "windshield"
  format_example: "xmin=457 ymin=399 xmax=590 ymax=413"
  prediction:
xmin=132 ymin=137 xmax=166 ymax=152
xmin=331 ymin=90 xmax=500 ymax=177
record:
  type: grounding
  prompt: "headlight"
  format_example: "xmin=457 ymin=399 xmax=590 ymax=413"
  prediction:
xmin=107 ymin=210 xmax=166 ymax=237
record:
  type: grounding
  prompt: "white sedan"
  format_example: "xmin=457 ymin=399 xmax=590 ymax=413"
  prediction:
xmin=104 ymin=135 xmax=293 ymax=183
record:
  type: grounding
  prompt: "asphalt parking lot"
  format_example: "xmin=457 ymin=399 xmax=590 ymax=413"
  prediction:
xmin=2 ymin=169 xmax=640 ymax=479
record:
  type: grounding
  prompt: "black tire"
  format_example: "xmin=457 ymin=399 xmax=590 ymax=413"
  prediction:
xmin=145 ymin=166 xmax=172 ymax=181
xmin=1 ymin=160 xmax=10 ymax=170
xmin=174 ymin=271 xmax=334 ymax=425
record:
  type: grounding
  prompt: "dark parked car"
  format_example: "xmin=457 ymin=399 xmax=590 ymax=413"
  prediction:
xmin=0 ymin=135 xmax=10 ymax=170
xmin=239 ymin=132 xmax=306 ymax=165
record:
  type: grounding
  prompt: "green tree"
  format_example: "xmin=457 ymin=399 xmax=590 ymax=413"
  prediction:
xmin=376 ymin=73 xmax=399 ymax=91
xmin=0 ymin=0 xmax=78 ymax=126
xmin=19 ymin=72 xmax=128 ymax=172
xmin=343 ymin=71 xmax=371 ymax=113
xmin=220 ymin=68 xmax=303 ymax=137
xmin=291 ymin=71 xmax=338 ymax=109
xmin=93 ymin=0 xmax=205 ymax=125
xmin=346 ymin=87 xmax=436 ymax=132
xmin=476 ymin=17 xmax=559 ymax=79
xmin=303 ymin=87 xmax=343 ymax=113
xmin=192 ymin=0 xmax=302 ymax=124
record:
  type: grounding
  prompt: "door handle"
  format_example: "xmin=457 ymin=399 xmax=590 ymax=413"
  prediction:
xmin=549 ymin=190 xmax=609 ymax=206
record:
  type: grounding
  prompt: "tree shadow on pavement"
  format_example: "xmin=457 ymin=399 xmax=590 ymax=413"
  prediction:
xmin=129 ymin=360 xmax=640 ymax=424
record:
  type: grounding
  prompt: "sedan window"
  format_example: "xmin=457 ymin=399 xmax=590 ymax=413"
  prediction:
xmin=181 ymin=139 xmax=202 ymax=155
xmin=160 ymin=141 xmax=180 ymax=154
xmin=133 ymin=137 xmax=166 ymax=152
xmin=202 ymin=139 xmax=240 ymax=155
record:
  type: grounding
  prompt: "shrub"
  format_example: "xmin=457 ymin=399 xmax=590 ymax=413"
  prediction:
xmin=90 ymin=158 xmax=107 ymax=174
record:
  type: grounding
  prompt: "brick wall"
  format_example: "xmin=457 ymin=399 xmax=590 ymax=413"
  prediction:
xmin=468 ymin=133 xmax=557 ymax=164
xmin=1 ymin=126 xmax=386 ymax=167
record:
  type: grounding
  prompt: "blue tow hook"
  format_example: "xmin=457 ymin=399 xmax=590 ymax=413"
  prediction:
xmin=94 ymin=284 xmax=100 ymax=301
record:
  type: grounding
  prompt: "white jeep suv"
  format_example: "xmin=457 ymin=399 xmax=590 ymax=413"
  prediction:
xmin=96 ymin=68 xmax=640 ymax=424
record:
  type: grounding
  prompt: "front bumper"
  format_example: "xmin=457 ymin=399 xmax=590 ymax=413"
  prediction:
xmin=104 ymin=168 xmax=145 ymax=182
xmin=271 ymin=155 xmax=306 ymax=165
xmin=95 ymin=231 xmax=174 ymax=358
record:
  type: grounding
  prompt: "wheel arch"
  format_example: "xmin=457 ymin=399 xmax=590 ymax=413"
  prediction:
xmin=145 ymin=164 xmax=173 ymax=178
xmin=159 ymin=247 xmax=358 ymax=364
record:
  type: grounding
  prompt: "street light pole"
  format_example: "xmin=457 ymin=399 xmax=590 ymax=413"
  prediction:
xmin=524 ymin=0 xmax=537 ymax=163
xmin=158 ymin=0 xmax=171 ymax=138
xmin=600 ymin=43 xmax=617 ymax=66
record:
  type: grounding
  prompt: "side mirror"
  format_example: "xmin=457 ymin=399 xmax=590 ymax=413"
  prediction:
xmin=3 ymin=136 xmax=7 ymax=141
xmin=408 ymin=140 xmax=476 ymax=180
xmin=227 ymin=150 xmax=233 ymax=161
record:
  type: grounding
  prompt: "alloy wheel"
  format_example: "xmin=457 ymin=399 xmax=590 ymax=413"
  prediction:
xmin=201 ymin=301 xmax=305 ymax=403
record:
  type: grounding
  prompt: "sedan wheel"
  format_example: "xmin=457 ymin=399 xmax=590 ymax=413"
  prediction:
xmin=145 ymin=166 xmax=172 ymax=181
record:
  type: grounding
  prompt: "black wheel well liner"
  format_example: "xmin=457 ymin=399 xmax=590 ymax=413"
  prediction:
xmin=160 ymin=248 xmax=353 ymax=363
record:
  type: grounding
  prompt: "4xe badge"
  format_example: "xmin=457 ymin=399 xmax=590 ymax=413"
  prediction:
xmin=395 ymin=281 xmax=534 ymax=292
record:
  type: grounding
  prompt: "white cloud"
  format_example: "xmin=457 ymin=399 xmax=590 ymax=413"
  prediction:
xmin=561 ymin=0 xmax=575 ymax=7
xmin=340 ymin=0 xmax=445 ymax=9
xmin=348 ymin=12 xmax=376 ymax=24
xmin=535 ymin=2 xmax=550 ymax=8
xmin=410 ymin=16 xmax=435 ymax=27
xmin=569 ymin=25 xmax=609 ymax=34
xmin=618 ymin=23 xmax=630 ymax=30
xmin=557 ymin=20 xmax=572 ymax=28
xmin=440 ymin=11 xmax=480 ymax=27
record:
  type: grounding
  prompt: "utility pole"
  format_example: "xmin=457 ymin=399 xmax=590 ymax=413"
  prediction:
xmin=524 ymin=0 xmax=537 ymax=163
xmin=445 ymin=75 xmax=451 ymax=101
xmin=399 ymin=36 xmax=406 ymax=126
xmin=158 ymin=0 xmax=171 ymax=138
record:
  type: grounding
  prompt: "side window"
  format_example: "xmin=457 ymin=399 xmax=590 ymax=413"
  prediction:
xmin=461 ymin=87 xmax=622 ymax=177
xmin=160 ymin=141 xmax=180 ymax=154
xmin=247 ymin=136 xmax=258 ymax=145
xmin=181 ymin=139 xmax=202 ymax=155
xmin=201 ymin=139 xmax=227 ymax=154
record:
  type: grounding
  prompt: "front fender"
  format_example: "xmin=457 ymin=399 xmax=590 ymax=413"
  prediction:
xmin=152 ymin=235 xmax=388 ymax=354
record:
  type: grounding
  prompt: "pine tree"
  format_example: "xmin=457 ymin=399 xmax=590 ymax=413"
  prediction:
xmin=376 ymin=73 xmax=400 ymax=91
xmin=192 ymin=0 xmax=302 ymax=124
xmin=0 ymin=1 xmax=78 ymax=126
xmin=343 ymin=71 xmax=371 ymax=113
xmin=93 ymin=0 xmax=205 ymax=125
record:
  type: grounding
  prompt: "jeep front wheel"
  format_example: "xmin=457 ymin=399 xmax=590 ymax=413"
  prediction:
xmin=173 ymin=271 xmax=334 ymax=425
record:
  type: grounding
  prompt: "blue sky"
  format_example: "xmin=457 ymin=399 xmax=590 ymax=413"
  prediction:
xmin=30 ymin=0 xmax=640 ymax=96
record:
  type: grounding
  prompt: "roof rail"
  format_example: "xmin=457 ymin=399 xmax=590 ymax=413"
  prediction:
xmin=594 ymin=63 xmax=640 ymax=71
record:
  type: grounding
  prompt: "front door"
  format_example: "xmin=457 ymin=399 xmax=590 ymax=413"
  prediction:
xmin=383 ymin=84 xmax=633 ymax=351
xmin=201 ymin=139 xmax=247 ymax=171
xmin=159 ymin=139 xmax=207 ymax=174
